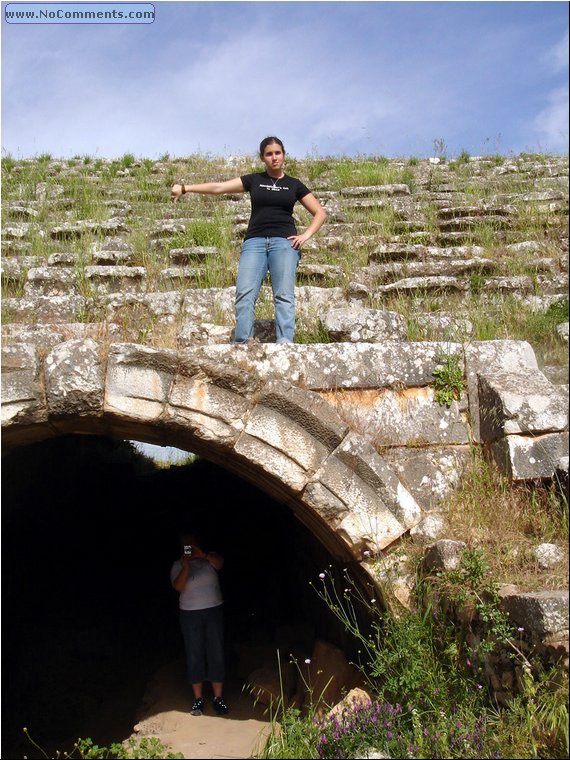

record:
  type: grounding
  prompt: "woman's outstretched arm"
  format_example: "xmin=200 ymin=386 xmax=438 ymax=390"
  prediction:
xmin=171 ymin=177 xmax=245 ymax=202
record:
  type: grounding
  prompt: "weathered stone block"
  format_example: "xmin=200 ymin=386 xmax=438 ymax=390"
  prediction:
xmin=410 ymin=514 xmax=447 ymax=546
xmin=323 ymin=307 xmax=407 ymax=342
xmin=1 ymin=343 xmax=47 ymax=426
xmin=533 ymin=543 xmax=565 ymax=570
xmin=423 ymin=539 xmax=467 ymax=572
xmin=500 ymin=590 xmax=569 ymax=641
xmin=321 ymin=386 xmax=469 ymax=446
xmin=177 ymin=322 xmax=233 ymax=347
xmin=166 ymin=374 xmax=251 ymax=445
xmin=169 ymin=246 xmax=218 ymax=264
xmin=24 ymin=267 xmax=77 ymax=297
xmin=465 ymin=340 xmax=539 ymax=443
xmin=182 ymin=288 xmax=235 ymax=321
xmin=45 ymin=338 xmax=104 ymax=417
xmin=377 ymin=275 xmax=470 ymax=294
xmin=296 ymin=286 xmax=348 ymax=322
xmin=304 ymin=433 xmax=420 ymax=551
xmin=104 ymin=344 xmax=178 ymax=422
xmin=478 ymin=368 xmax=568 ymax=440
xmin=383 ymin=446 xmax=470 ymax=511
xmin=488 ymin=432 xmax=569 ymax=480
xmin=3 ymin=294 xmax=89 ymax=323
xmin=85 ymin=266 xmax=146 ymax=295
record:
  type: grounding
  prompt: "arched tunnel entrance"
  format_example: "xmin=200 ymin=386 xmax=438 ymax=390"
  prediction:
xmin=2 ymin=434 xmax=376 ymax=758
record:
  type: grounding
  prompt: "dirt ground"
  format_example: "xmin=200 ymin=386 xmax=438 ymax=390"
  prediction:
xmin=130 ymin=658 xmax=274 ymax=759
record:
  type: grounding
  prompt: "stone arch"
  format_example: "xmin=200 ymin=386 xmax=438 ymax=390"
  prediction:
xmin=2 ymin=339 xmax=422 ymax=563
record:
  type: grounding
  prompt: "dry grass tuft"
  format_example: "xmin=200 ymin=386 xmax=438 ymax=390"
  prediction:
xmin=440 ymin=448 xmax=568 ymax=590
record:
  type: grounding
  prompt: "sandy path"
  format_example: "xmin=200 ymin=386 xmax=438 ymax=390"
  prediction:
xmin=131 ymin=659 xmax=274 ymax=759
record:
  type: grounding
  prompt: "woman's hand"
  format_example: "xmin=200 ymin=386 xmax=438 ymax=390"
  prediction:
xmin=287 ymin=232 xmax=311 ymax=250
xmin=171 ymin=183 xmax=185 ymax=203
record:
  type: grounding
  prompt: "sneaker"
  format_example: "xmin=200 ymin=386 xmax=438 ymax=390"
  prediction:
xmin=213 ymin=696 xmax=229 ymax=715
xmin=190 ymin=697 xmax=204 ymax=716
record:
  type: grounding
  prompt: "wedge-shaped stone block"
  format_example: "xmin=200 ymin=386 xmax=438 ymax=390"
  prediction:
xmin=500 ymin=590 xmax=569 ymax=641
xmin=105 ymin=344 xmax=178 ymax=422
xmin=478 ymin=368 xmax=568 ymax=440
xmin=230 ymin=381 xmax=348 ymax=494
xmin=1 ymin=343 xmax=47 ymax=426
xmin=232 ymin=432 xmax=311 ymax=493
xmin=167 ymin=374 xmax=252 ymax=444
xmin=45 ymin=338 xmax=104 ymax=417
xmin=256 ymin=382 xmax=348 ymax=451
xmin=303 ymin=433 xmax=421 ymax=551
xmin=489 ymin=432 xmax=569 ymax=480
xmin=239 ymin=403 xmax=332 ymax=475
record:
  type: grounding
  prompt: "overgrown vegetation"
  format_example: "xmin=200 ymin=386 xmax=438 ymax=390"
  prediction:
xmin=259 ymin=546 xmax=568 ymax=759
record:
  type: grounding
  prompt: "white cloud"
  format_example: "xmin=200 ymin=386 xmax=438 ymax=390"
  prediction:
xmin=531 ymin=85 xmax=569 ymax=153
xmin=541 ymin=30 xmax=569 ymax=74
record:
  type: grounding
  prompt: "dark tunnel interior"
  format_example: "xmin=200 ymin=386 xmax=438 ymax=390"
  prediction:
xmin=1 ymin=434 xmax=374 ymax=757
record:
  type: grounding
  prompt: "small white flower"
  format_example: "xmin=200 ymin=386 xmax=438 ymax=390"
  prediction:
xmin=363 ymin=550 xmax=371 ymax=557
xmin=304 ymin=658 xmax=311 ymax=664
xmin=370 ymin=598 xmax=376 ymax=604
xmin=517 ymin=627 xmax=524 ymax=632
xmin=319 ymin=573 xmax=325 ymax=579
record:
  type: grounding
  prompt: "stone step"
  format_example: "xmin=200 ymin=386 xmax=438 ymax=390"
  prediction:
xmin=357 ymin=258 xmax=500 ymax=285
xmin=437 ymin=215 xmax=513 ymax=232
xmin=22 ymin=265 xmax=147 ymax=297
xmin=369 ymin=243 xmax=486 ymax=262
xmin=436 ymin=205 xmax=515 ymax=220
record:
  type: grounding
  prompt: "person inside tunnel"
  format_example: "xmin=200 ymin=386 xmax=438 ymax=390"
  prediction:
xmin=170 ymin=529 xmax=229 ymax=716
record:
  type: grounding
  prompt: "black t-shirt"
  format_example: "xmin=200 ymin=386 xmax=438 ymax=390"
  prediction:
xmin=240 ymin=172 xmax=311 ymax=240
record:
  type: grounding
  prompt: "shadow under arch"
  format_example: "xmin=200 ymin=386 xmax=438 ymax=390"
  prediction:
xmin=1 ymin=431 xmax=380 ymax=759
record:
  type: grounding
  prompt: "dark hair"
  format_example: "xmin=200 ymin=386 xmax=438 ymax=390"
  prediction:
xmin=259 ymin=136 xmax=285 ymax=157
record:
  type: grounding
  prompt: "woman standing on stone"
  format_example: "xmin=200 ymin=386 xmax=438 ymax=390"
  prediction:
xmin=170 ymin=136 xmax=326 ymax=344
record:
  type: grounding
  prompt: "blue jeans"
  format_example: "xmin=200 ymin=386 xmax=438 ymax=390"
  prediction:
xmin=234 ymin=237 xmax=301 ymax=343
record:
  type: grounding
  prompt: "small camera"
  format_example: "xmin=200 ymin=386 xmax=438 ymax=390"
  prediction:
xmin=183 ymin=545 xmax=193 ymax=556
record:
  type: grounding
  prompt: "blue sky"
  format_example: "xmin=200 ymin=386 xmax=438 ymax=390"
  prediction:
xmin=1 ymin=1 xmax=568 ymax=159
